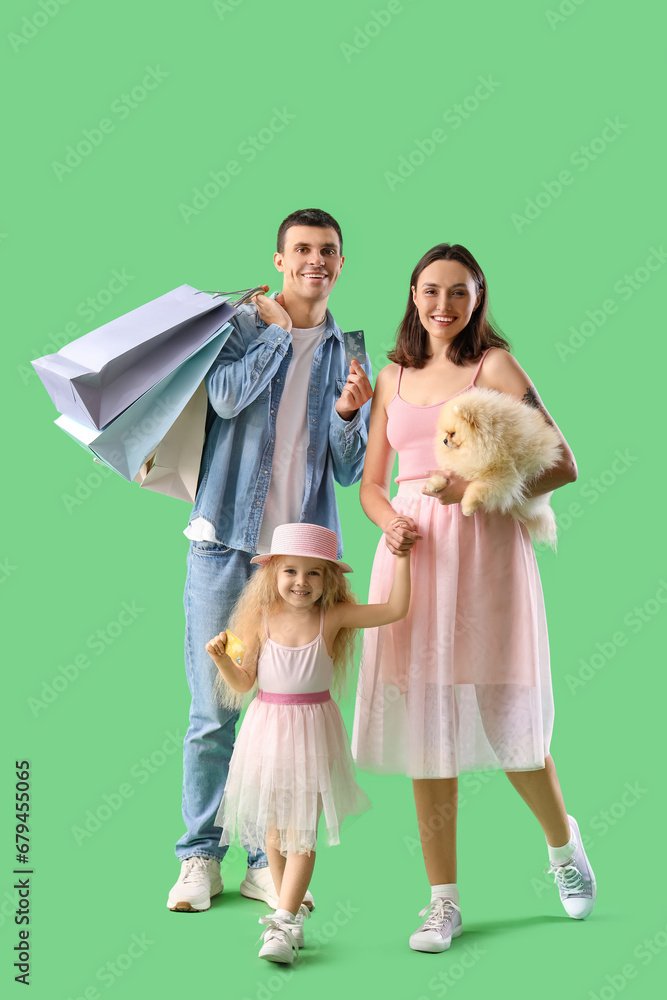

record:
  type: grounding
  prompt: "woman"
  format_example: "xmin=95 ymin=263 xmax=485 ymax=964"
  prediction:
xmin=351 ymin=243 xmax=596 ymax=953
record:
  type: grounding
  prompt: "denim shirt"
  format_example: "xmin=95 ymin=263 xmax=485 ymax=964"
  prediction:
xmin=188 ymin=302 xmax=372 ymax=556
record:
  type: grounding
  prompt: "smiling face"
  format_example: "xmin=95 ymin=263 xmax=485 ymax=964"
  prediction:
xmin=274 ymin=225 xmax=344 ymax=305
xmin=412 ymin=258 xmax=481 ymax=343
xmin=275 ymin=556 xmax=326 ymax=609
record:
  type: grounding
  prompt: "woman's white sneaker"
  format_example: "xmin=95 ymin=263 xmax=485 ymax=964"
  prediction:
xmin=409 ymin=897 xmax=463 ymax=953
xmin=167 ymin=857 xmax=223 ymax=912
xmin=546 ymin=815 xmax=596 ymax=919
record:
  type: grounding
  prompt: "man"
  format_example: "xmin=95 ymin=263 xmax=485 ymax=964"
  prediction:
xmin=168 ymin=208 xmax=373 ymax=912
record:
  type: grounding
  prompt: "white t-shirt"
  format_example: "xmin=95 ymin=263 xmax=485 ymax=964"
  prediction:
xmin=185 ymin=320 xmax=327 ymax=550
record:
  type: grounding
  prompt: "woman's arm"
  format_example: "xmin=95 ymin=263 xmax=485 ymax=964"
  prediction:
xmin=476 ymin=348 xmax=577 ymax=496
xmin=359 ymin=365 xmax=421 ymax=554
xmin=205 ymin=631 xmax=258 ymax=693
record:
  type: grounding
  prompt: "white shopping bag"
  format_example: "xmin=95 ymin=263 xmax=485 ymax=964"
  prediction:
xmin=32 ymin=284 xmax=263 ymax=430
xmin=132 ymin=382 xmax=208 ymax=502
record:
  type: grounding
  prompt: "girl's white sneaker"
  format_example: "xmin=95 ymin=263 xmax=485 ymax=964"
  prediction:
xmin=258 ymin=914 xmax=300 ymax=964
xmin=292 ymin=903 xmax=311 ymax=949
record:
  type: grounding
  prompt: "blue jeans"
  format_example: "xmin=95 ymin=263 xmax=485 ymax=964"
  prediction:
xmin=175 ymin=540 xmax=266 ymax=866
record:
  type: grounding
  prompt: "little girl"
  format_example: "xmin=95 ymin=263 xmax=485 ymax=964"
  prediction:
xmin=205 ymin=522 xmax=413 ymax=965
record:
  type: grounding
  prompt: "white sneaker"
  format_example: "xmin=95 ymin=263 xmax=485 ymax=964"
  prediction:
xmin=240 ymin=866 xmax=316 ymax=911
xmin=292 ymin=903 xmax=311 ymax=949
xmin=167 ymin=856 xmax=223 ymax=912
xmin=409 ymin=897 xmax=462 ymax=953
xmin=240 ymin=866 xmax=279 ymax=909
xmin=258 ymin=914 xmax=300 ymax=964
xmin=546 ymin=815 xmax=596 ymax=919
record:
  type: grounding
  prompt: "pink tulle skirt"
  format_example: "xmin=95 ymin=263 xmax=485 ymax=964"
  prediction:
xmin=352 ymin=480 xmax=554 ymax=778
xmin=216 ymin=696 xmax=371 ymax=856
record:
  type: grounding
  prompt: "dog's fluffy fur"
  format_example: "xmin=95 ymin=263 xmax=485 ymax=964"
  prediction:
xmin=425 ymin=387 xmax=563 ymax=547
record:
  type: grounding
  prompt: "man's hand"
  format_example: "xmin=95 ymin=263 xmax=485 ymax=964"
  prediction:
xmin=422 ymin=469 xmax=468 ymax=505
xmin=253 ymin=291 xmax=292 ymax=333
xmin=335 ymin=358 xmax=373 ymax=421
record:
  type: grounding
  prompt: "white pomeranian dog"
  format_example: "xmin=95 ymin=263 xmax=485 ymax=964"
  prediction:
xmin=425 ymin=387 xmax=563 ymax=547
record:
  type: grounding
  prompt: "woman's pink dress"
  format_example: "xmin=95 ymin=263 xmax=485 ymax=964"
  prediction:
xmin=352 ymin=351 xmax=554 ymax=778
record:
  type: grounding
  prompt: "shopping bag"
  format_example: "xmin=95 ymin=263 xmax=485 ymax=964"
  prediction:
xmin=53 ymin=319 xmax=229 ymax=480
xmin=31 ymin=284 xmax=263 ymax=430
xmin=132 ymin=382 xmax=207 ymax=502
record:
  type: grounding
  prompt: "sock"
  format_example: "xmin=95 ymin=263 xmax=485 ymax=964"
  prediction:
xmin=547 ymin=825 xmax=577 ymax=866
xmin=274 ymin=907 xmax=297 ymax=922
xmin=431 ymin=883 xmax=459 ymax=905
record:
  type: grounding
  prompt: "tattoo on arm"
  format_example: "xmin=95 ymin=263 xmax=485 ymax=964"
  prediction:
xmin=522 ymin=386 xmax=554 ymax=426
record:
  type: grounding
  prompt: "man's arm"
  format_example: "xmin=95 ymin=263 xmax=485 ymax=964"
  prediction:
xmin=205 ymin=307 xmax=291 ymax=420
xmin=329 ymin=356 xmax=373 ymax=487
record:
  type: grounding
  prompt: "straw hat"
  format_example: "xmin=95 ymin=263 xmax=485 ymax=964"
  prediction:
xmin=250 ymin=523 xmax=353 ymax=573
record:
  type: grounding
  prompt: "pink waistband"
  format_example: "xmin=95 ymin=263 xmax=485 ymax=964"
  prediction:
xmin=257 ymin=689 xmax=331 ymax=705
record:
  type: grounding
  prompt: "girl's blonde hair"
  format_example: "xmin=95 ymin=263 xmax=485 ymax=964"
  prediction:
xmin=214 ymin=556 xmax=359 ymax=711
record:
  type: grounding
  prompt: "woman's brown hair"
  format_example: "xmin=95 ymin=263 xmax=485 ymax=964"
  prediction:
xmin=388 ymin=243 xmax=511 ymax=368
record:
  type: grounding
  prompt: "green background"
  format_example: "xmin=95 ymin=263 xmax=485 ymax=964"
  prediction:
xmin=2 ymin=0 xmax=665 ymax=996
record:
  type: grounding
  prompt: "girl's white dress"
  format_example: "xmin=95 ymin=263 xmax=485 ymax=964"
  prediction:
xmin=216 ymin=609 xmax=371 ymax=856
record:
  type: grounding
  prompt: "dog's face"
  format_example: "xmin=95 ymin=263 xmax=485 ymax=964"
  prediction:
xmin=434 ymin=396 xmax=494 ymax=474
xmin=437 ymin=405 xmax=470 ymax=453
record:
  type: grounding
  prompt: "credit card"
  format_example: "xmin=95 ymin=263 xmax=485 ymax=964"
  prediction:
xmin=343 ymin=329 xmax=366 ymax=367
xmin=225 ymin=630 xmax=246 ymax=665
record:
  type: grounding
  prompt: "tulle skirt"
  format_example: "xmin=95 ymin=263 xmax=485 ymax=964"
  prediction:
xmin=216 ymin=696 xmax=371 ymax=856
xmin=352 ymin=480 xmax=554 ymax=778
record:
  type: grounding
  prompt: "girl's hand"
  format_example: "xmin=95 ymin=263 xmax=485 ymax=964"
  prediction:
xmin=206 ymin=632 xmax=229 ymax=659
xmin=383 ymin=515 xmax=421 ymax=555
xmin=422 ymin=470 xmax=467 ymax=506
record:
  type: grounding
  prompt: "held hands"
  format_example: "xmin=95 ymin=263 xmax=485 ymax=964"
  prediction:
xmin=252 ymin=290 xmax=292 ymax=333
xmin=383 ymin=515 xmax=422 ymax=556
xmin=335 ymin=358 xmax=373 ymax=421
xmin=205 ymin=632 xmax=229 ymax=662
xmin=421 ymin=469 xmax=468 ymax=505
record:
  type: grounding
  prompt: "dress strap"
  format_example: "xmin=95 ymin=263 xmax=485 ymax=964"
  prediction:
xmin=318 ymin=605 xmax=325 ymax=636
xmin=471 ymin=348 xmax=492 ymax=386
xmin=263 ymin=615 xmax=270 ymax=639
xmin=396 ymin=366 xmax=404 ymax=393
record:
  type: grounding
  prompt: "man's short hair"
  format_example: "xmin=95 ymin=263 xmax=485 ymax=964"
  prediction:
xmin=276 ymin=208 xmax=343 ymax=255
